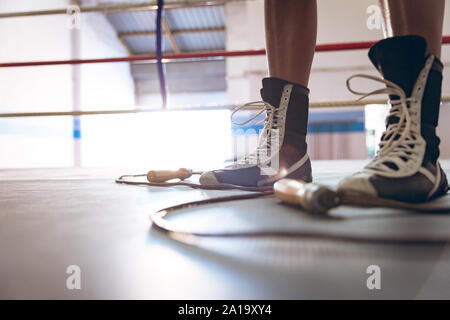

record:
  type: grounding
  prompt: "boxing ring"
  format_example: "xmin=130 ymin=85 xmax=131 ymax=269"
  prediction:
xmin=1 ymin=2 xmax=450 ymax=299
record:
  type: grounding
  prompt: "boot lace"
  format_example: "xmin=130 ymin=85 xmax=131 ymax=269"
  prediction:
xmin=346 ymin=74 xmax=423 ymax=176
xmin=230 ymin=100 xmax=285 ymax=168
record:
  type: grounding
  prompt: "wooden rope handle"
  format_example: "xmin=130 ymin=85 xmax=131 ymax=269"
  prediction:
xmin=274 ymin=179 xmax=340 ymax=215
xmin=147 ymin=168 xmax=193 ymax=183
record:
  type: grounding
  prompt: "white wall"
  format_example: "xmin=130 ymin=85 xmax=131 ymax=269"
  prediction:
xmin=0 ymin=0 xmax=135 ymax=167
xmin=226 ymin=0 xmax=450 ymax=100
xmin=226 ymin=0 xmax=267 ymax=104
xmin=79 ymin=11 xmax=135 ymax=109
xmin=0 ymin=0 xmax=73 ymax=111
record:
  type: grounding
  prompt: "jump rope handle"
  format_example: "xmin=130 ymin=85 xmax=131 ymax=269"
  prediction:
xmin=147 ymin=168 xmax=193 ymax=183
xmin=273 ymin=179 xmax=341 ymax=215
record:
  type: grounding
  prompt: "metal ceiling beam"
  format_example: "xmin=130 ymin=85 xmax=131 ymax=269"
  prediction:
xmin=0 ymin=0 xmax=232 ymax=18
xmin=162 ymin=17 xmax=181 ymax=54
xmin=118 ymin=27 xmax=225 ymax=54
xmin=118 ymin=27 xmax=226 ymax=39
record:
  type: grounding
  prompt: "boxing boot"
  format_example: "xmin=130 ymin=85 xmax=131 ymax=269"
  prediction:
xmin=339 ymin=35 xmax=448 ymax=202
xmin=200 ymin=77 xmax=312 ymax=187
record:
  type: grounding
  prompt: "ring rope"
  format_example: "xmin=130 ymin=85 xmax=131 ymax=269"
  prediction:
xmin=2 ymin=97 xmax=450 ymax=118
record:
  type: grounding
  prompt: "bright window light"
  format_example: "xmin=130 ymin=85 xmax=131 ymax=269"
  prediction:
xmin=81 ymin=110 xmax=232 ymax=170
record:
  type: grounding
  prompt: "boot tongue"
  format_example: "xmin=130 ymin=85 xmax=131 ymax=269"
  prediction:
xmin=369 ymin=35 xmax=426 ymax=97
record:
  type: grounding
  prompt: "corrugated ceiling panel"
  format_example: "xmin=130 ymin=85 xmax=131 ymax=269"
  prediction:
xmin=106 ymin=5 xmax=225 ymax=33
xmin=165 ymin=6 xmax=225 ymax=30
xmin=124 ymin=35 xmax=174 ymax=54
xmin=106 ymin=11 xmax=156 ymax=33
xmin=106 ymin=4 xmax=226 ymax=54
xmin=174 ymin=32 xmax=225 ymax=51
xmin=94 ymin=0 xmax=151 ymax=4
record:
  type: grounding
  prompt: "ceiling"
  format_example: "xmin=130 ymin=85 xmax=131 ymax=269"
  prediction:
xmin=86 ymin=0 xmax=229 ymax=97
xmin=108 ymin=6 xmax=225 ymax=54
xmin=80 ymin=0 xmax=227 ymax=55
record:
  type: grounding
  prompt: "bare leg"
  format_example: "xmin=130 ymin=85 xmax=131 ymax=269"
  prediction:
xmin=379 ymin=0 xmax=445 ymax=58
xmin=265 ymin=0 xmax=317 ymax=86
xmin=200 ymin=0 xmax=316 ymax=187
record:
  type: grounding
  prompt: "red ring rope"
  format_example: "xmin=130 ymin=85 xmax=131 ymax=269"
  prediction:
xmin=1 ymin=36 xmax=450 ymax=68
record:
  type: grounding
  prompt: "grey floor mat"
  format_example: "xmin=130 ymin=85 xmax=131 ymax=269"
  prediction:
xmin=1 ymin=161 xmax=450 ymax=299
